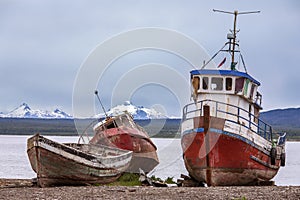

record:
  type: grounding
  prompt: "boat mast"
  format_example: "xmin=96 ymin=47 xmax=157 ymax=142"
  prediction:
xmin=94 ymin=90 xmax=109 ymax=118
xmin=232 ymin=11 xmax=238 ymax=69
xmin=213 ymin=9 xmax=260 ymax=70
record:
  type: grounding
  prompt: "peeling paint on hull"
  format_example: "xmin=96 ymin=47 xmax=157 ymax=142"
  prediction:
xmin=182 ymin=116 xmax=283 ymax=186
xmin=91 ymin=125 xmax=159 ymax=173
xmin=27 ymin=134 xmax=132 ymax=187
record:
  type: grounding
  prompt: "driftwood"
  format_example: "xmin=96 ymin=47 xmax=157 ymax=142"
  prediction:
xmin=177 ymin=174 xmax=205 ymax=187
xmin=139 ymin=169 xmax=169 ymax=187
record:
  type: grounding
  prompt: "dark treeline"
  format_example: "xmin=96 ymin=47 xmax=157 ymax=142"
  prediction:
xmin=0 ymin=118 xmax=181 ymax=138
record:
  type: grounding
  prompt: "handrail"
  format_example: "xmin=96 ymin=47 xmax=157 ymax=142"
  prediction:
xmin=78 ymin=118 xmax=100 ymax=144
xmin=182 ymin=99 xmax=273 ymax=142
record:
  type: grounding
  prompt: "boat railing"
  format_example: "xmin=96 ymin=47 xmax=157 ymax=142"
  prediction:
xmin=78 ymin=119 xmax=100 ymax=144
xmin=182 ymin=99 xmax=273 ymax=142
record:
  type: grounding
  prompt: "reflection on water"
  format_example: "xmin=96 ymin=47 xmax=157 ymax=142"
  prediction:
xmin=0 ymin=135 xmax=298 ymax=186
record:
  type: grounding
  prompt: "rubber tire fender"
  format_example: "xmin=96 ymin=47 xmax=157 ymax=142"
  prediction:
xmin=270 ymin=147 xmax=277 ymax=165
xmin=280 ymin=153 xmax=286 ymax=167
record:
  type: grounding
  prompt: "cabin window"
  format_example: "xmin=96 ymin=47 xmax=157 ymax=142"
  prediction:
xmin=202 ymin=77 xmax=208 ymax=90
xmin=106 ymin=121 xmax=117 ymax=129
xmin=225 ymin=78 xmax=232 ymax=91
xmin=211 ymin=77 xmax=223 ymax=91
xmin=235 ymin=77 xmax=244 ymax=93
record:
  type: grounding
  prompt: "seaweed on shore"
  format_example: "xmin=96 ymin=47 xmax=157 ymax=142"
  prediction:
xmin=98 ymin=173 xmax=176 ymax=187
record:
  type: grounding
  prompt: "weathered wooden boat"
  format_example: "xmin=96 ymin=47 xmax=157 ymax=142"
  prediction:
xmin=90 ymin=112 xmax=159 ymax=173
xmin=27 ymin=133 xmax=132 ymax=187
xmin=181 ymin=10 xmax=286 ymax=186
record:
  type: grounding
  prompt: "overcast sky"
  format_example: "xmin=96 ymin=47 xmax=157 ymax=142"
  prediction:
xmin=0 ymin=0 xmax=299 ymax=117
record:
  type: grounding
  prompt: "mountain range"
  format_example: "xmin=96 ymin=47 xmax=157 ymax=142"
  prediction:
xmin=0 ymin=101 xmax=171 ymax=119
xmin=94 ymin=101 xmax=168 ymax=120
xmin=0 ymin=103 xmax=72 ymax=119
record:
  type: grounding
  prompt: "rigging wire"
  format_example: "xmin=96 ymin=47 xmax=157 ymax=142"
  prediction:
xmin=200 ymin=43 xmax=227 ymax=69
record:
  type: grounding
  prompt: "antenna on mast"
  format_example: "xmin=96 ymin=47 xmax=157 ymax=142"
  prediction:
xmin=94 ymin=90 xmax=108 ymax=118
xmin=213 ymin=9 xmax=260 ymax=70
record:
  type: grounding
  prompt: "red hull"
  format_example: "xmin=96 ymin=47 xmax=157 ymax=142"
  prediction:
xmin=182 ymin=116 xmax=281 ymax=186
xmin=91 ymin=125 xmax=159 ymax=173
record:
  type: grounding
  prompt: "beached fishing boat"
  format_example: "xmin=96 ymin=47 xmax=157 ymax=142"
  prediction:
xmin=90 ymin=112 xmax=159 ymax=173
xmin=181 ymin=10 xmax=286 ymax=186
xmin=27 ymin=133 xmax=132 ymax=187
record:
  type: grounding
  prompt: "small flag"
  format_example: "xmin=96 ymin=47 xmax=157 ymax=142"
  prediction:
xmin=218 ymin=57 xmax=226 ymax=68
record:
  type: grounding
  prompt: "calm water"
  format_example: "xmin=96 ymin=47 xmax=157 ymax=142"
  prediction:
xmin=0 ymin=135 xmax=299 ymax=186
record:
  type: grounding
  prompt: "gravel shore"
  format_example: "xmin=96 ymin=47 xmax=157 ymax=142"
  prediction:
xmin=0 ymin=185 xmax=299 ymax=200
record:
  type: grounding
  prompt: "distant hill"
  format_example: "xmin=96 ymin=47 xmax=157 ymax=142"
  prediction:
xmin=260 ymin=108 xmax=300 ymax=127
xmin=260 ymin=108 xmax=300 ymax=140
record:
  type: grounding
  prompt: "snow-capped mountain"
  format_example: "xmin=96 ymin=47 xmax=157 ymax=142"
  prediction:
xmin=94 ymin=101 xmax=169 ymax=120
xmin=0 ymin=103 xmax=72 ymax=119
xmin=0 ymin=102 xmax=175 ymax=119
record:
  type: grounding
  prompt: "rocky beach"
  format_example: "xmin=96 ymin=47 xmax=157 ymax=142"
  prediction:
xmin=0 ymin=179 xmax=299 ymax=200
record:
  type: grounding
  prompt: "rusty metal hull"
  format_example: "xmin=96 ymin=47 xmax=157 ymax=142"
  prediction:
xmin=27 ymin=134 xmax=132 ymax=187
xmin=91 ymin=126 xmax=159 ymax=173
xmin=182 ymin=116 xmax=282 ymax=186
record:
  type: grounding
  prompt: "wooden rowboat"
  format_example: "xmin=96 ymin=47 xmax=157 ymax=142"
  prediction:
xmin=27 ymin=133 xmax=132 ymax=187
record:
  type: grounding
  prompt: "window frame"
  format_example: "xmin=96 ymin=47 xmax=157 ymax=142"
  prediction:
xmin=211 ymin=77 xmax=224 ymax=91
xmin=225 ymin=77 xmax=233 ymax=91
xmin=202 ymin=76 xmax=209 ymax=90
